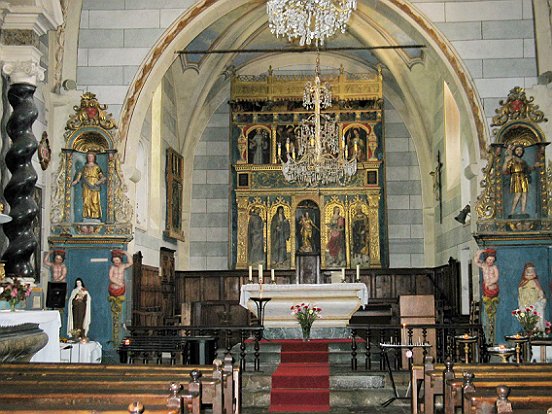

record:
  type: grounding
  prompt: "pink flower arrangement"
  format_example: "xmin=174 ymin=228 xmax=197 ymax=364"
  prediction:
xmin=290 ymin=303 xmax=322 ymax=329
xmin=0 ymin=277 xmax=33 ymax=310
xmin=512 ymin=306 xmax=541 ymax=333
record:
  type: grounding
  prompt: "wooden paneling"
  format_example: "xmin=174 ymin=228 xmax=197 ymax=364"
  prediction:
xmin=173 ymin=260 xmax=461 ymax=327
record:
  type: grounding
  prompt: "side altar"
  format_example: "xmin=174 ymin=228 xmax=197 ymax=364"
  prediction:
xmin=239 ymin=283 xmax=368 ymax=328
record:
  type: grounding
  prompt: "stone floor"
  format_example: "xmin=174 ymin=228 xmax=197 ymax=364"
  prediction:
xmin=241 ymin=400 xmax=411 ymax=413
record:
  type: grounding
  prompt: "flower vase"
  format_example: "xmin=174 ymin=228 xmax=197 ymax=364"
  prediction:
xmin=9 ymin=299 xmax=16 ymax=312
xmin=301 ymin=324 xmax=311 ymax=341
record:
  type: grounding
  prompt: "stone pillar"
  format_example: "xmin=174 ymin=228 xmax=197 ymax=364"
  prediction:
xmin=1 ymin=55 xmax=44 ymax=277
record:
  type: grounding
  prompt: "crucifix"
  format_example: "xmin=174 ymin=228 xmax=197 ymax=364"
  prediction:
xmin=429 ymin=151 xmax=443 ymax=223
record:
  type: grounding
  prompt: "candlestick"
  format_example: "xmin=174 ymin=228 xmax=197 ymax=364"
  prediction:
xmin=356 ymin=265 xmax=360 ymax=281
xmin=271 ymin=268 xmax=275 ymax=283
xmin=248 ymin=266 xmax=253 ymax=283
xmin=258 ymin=264 xmax=263 ymax=284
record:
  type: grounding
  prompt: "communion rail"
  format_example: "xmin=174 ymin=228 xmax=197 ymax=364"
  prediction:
xmin=123 ymin=325 xmax=264 ymax=371
xmin=348 ymin=323 xmax=486 ymax=371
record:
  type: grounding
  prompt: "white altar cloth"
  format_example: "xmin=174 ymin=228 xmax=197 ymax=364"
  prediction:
xmin=239 ymin=283 xmax=368 ymax=327
xmin=0 ymin=310 xmax=61 ymax=362
xmin=60 ymin=341 xmax=102 ymax=363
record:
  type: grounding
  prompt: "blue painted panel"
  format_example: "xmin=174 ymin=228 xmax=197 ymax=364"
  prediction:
xmin=481 ymin=245 xmax=552 ymax=344
xmin=63 ymin=247 xmax=126 ymax=349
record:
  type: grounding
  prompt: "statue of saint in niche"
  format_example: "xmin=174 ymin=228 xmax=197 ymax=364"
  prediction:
xmin=248 ymin=128 xmax=269 ymax=164
xmin=502 ymin=144 xmax=538 ymax=217
xmin=345 ymin=128 xmax=367 ymax=162
xmin=72 ymin=151 xmax=106 ymax=221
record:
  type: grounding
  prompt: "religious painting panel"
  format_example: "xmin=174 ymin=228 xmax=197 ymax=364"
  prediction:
xmin=247 ymin=125 xmax=271 ymax=165
xmin=295 ymin=200 xmax=321 ymax=255
xmin=322 ymin=198 xmax=347 ymax=269
xmin=267 ymin=198 xmax=292 ymax=270
xmin=247 ymin=199 xmax=267 ymax=267
xmin=349 ymin=200 xmax=370 ymax=268
xmin=166 ymin=147 xmax=185 ymax=240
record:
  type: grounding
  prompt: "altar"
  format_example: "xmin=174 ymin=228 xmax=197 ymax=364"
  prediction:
xmin=239 ymin=283 xmax=368 ymax=328
xmin=0 ymin=310 xmax=61 ymax=362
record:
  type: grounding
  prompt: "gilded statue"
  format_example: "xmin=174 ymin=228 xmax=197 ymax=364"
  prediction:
xmin=72 ymin=151 xmax=106 ymax=220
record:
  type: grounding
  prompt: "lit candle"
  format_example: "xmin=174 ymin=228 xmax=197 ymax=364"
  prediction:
xmin=356 ymin=265 xmax=360 ymax=281
xmin=271 ymin=268 xmax=275 ymax=283
xmin=248 ymin=266 xmax=253 ymax=282
xmin=258 ymin=264 xmax=263 ymax=284
xmin=463 ymin=333 xmax=469 ymax=339
xmin=341 ymin=268 xmax=345 ymax=282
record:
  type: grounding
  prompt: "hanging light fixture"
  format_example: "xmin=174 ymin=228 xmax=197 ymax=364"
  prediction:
xmin=267 ymin=0 xmax=357 ymax=46
xmin=280 ymin=54 xmax=357 ymax=186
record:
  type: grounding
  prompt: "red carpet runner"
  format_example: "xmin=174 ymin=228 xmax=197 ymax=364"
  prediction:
xmin=269 ymin=340 xmax=330 ymax=413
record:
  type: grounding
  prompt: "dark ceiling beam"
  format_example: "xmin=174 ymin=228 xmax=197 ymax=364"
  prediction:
xmin=176 ymin=44 xmax=425 ymax=55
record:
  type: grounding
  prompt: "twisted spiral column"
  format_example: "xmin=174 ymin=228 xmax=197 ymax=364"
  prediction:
xmin=1 ymin=82 xmax=39 ymax=277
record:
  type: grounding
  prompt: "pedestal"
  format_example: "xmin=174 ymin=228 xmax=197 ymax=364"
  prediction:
xmin=240 ymin=283 xmax=368 ymax=328
xmin=0 ymin=310 xmax=61 ymax=362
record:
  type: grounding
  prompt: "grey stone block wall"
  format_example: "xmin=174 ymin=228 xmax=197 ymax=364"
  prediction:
xmin=384 ymin=103 xmax=424 ymax=268
xmin=188 ymin=102 xmax=230 ymax=270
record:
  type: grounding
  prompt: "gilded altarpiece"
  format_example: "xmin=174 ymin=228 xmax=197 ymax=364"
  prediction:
xmin=231 ymin=68 xmax=387 ymax=270
xmin=48 ymin=92 xmax=133 ymax=349
xmin=475 ymin=87 xmax=552 ymax=344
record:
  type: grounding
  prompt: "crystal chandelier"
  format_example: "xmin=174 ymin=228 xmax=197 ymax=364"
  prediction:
xmin=267 ymin=0 xmax=357 ymax=46
xmin=281 ymin=56 xmax=357 ymax=186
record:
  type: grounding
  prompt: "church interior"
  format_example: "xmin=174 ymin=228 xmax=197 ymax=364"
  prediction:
xmin=1 ymin=0 xmax=552 ymax=412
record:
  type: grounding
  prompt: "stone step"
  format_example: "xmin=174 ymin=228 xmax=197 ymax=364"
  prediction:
xmin=242 ymin=370 xmax=410 ymax=409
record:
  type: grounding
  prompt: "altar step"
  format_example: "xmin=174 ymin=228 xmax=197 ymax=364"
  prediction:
xmin=239 ymin=339 xmax=410 ymax=411
xmin=242 ymin=368 xmax=410 ymax=410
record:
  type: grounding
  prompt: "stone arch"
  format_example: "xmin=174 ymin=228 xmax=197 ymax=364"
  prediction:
xmin=118 ymin=0 xmax=486 ymax=169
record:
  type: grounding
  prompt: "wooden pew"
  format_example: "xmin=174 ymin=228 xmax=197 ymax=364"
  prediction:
xmin=445 ymin=372 xmax=552 ymax=414
xmin=464 ymin=385 xmax=552 ymax=414
xmin=0 ymin=360 xmax=238 ymax=414
xmin=412 ymin=358 xmax=552 ymax=414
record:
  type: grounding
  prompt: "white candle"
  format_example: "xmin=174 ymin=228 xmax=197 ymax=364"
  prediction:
xmin=271 ymin=268 xmax=275 ymax=282
xmin=341 ymin=268 xmax=345 ymax=282
xmin=248 ymin=266 xmax=253 ymax=282
xmin=356 ymin=265 xmax=360 ymax=281
xmin=402 ymin=323 xmax=407 ymax=344
xmin=258 ymin=264 xmax=263 ymax=283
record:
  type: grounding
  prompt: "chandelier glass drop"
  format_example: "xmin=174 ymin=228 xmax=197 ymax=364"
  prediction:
xmin=281 ymin=56 xmax=357 ymax=186
xmin=267 ymin=0 xmax=357 ymax=46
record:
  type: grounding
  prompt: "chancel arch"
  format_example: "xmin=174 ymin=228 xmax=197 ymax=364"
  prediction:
xmin=112 ymin=0 xmax=489 ymax=269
